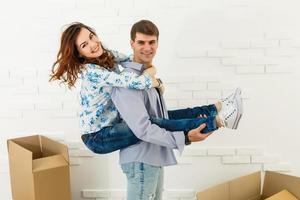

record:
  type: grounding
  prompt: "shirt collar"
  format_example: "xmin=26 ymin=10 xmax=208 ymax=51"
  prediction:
xmin=120 ymin=61 xmax=144 ymax=73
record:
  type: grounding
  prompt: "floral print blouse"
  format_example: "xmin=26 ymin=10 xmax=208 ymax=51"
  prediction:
xmin=79 ymin=51 xmax=152 ymax=134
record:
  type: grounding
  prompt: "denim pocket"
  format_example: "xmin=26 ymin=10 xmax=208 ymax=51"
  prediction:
xmin=121 ymin=163 xmax=135 ymax=179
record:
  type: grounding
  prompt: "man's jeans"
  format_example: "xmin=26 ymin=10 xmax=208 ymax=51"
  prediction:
xmin=121 ymin=162 xmax=164 ymax=200
xmin=82 ymin=104 xmax=218 ymax=154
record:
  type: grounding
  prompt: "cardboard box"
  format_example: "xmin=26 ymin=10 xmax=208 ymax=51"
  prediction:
xmin=7 ymin=135 xmax=71 ymax=200
xmin=196 ymin=171 xmax=300 ymax=200
xmin=266 ymin=189 xmax=299 ymax=200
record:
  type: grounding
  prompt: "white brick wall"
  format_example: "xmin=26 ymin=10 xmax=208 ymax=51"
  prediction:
xmin=280 ymin=40 xmax=300 ymax=47
xmin=193 ymin=91 xmax=221 ymax=99
xmin=2 ymin=0 xmax=300 ymax=199
xmin=222 ymin=156 xmax=251 ymax=164
xmin=251 ymin=155 xmax=280 ymax=164
xmin=236 ymin=65 xmax=265 ymax=74
xmin=222 ymin=57 xmax=250 ymax=66
xmin=263 ymin=163 xmax=293 ymax=172
xmin=221 ymin=40 xmax=250 ymax=49
xmin=207 ymin=148 xmax=235 ymax=156
xmin=236 ymin=147 xmax=264 ymax=155
xmin=250 ymin=40 xmax=279 ymax=48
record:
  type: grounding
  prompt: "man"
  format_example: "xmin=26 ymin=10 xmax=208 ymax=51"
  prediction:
xmin=111 ymin=20 xmax=214 ymax=200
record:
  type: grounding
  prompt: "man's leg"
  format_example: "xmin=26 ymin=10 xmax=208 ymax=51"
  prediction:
xmin=154 ymin=167 xmax=164 ymax=200
xmin=121 ymin=162 xmax=163 ymax=200
xmin=167 ymin=104 xmax=218 ymax=120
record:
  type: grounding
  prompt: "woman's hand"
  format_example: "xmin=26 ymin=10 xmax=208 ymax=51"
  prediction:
xmin=150 ymin=78 xmax=165 ymax=90
xmin=151 ymin=78 xmax=159 ymax=88
xmin=143 ymin=66 xmax=157 ymax=77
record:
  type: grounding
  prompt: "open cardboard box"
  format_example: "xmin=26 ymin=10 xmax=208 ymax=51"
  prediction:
xmin=197 ymin=171 xmax=300 ymax=200
xmin=7 ymin=135 xmax=71 ymax=200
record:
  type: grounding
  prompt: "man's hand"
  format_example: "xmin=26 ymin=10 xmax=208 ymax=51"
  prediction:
xmin=187 ymin=124 xmax=213 ymax=142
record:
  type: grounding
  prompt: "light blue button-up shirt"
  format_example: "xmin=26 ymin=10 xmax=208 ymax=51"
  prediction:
xmin=111 ymin=62 xmax=185 ymax=167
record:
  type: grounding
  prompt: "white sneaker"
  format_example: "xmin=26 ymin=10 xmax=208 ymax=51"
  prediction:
xmin=221 ymin=87 xmax=242 ymax=110
xmin=219 ymin=90 xmax=243 ymax=129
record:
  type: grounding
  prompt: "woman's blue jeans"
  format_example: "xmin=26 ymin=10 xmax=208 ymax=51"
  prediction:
xmin=82 ymin=104 xmax=218 ymax=154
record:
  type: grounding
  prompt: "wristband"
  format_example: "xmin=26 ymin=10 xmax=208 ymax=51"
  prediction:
xmin=156 ymin=78 xmax=163 ymax=88
xmin=184 ymin=132 xmax=191 ymax=145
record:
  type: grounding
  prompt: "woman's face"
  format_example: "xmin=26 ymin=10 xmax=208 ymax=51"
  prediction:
xmin=76 ymin=27 xmax=103 ymax=59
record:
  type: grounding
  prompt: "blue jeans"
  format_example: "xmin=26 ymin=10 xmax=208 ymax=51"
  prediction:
xmin=121 ymin=162 xmax=163 ymax=200
xmin=82 ymin=104 xmax=218 ymax=154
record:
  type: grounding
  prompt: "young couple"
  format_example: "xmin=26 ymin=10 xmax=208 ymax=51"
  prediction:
xmin=51 ymin=20 xmax=243 ymax=200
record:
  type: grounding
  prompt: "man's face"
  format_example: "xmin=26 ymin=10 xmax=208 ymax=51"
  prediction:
xmin=130 ymin=32 xmax=158 ymax=65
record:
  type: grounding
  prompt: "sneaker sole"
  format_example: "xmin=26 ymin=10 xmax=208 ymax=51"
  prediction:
xmin=236 ymin=94 xmax=243 ymax=114
xmin=233 ymin=87 xmax=243 ymax=114
xmin=233 ymin=113 xmax=242 ymax=129
xmin=232 ymin=90 xmax=243 ymax=129
xmin=233 ymin=88 xmax=241 ymax=101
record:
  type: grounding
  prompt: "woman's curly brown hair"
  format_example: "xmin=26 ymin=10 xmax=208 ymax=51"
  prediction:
xmin=50 ymin=22 xmax=115 ymax=88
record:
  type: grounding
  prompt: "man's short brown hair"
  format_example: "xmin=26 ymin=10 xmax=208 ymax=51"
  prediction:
xmin=130 ymin=20 xmax=159 ymax=41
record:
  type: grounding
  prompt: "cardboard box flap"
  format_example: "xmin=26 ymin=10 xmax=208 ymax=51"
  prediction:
xmin=7 ymin=140 xmax=35 ymax=200
xmin=229 ymin=172 xmax=261 ymax=200
xmin=9 ymin=135 xmax=42 ymax=159
xmin=246 ymin=194 xmax=262 ymax=200
xmin=7 ymin=140 xmax=33 ymax=170
xmin=265 ymin=189 xmax=299 ymax=200
xmin=197 ymin=172 xmax=261 ymax=200
xmin=40 ymin=135 xmax=69 ymax=163
xmin=262 ymin=171 xmax=300 ymax=199
xmin=197 ymin=182 xmax=230 ymax=200
xmin=33 ymin=154 xmax=68 ymax=172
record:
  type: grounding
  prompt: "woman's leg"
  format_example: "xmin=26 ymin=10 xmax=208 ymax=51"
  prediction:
xmin=82 ymin=116 xmax=219 ymax=154
xmin=150 ymin=116 xmax=218 ymax=134
xmin=82 ymin=122 xmax=140 ymax=154
xmin=167 ymin=103 xmax=220 ymax=120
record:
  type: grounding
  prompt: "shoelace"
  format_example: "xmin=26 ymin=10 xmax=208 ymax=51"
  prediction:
xmin=221 ymin=89 xmax=241 ymax=104
xmin=225 ymin=108 xmax=237 ymax=120
xmin=221 ymin=94 xmax=235 ymax=105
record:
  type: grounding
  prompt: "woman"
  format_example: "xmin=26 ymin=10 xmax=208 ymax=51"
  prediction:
xmin=50 ymin=22 xmax=241 ymax=154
